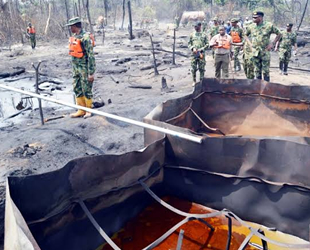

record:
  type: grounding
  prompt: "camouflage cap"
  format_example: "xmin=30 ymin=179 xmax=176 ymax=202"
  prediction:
xmin=231 ymin=18 xmax=239 ymax=23
xmin=212 ymin=17 xmax=219 ymax=21
xmin=252 ymin=11 xmax=264 ymax=17
xmin=287 ymin=23 xmax=293 ymax=27
xmin=65 ymin=17 xmax=82 ymax=26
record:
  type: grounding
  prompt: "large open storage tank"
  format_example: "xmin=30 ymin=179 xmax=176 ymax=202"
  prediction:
xmin=5 ymin=79 xmax=310 ymax=250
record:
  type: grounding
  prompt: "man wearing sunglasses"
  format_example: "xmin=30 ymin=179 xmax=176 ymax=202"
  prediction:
xmin=245 ymin=11 xmax=281 ymax=82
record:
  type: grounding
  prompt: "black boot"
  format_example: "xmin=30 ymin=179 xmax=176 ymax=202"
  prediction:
xmin=263 ymin=75 xmax=270 ymax=82
xmin=284 ymin=63 xmax=288 ymax=75
xmin=256 ymin=75 xmax=262 ymax=80
xmin=279 ymin=61 xmax=284 ymax=74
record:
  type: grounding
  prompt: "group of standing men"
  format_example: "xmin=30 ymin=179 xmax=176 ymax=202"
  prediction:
xmin=188 ymin=11 xmax=298 ymax=86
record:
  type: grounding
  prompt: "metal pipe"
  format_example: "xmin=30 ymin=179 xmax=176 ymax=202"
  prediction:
xmin=176 ymin=229 xmax=184 ymax=250
xmin=0 ymin=84 xmax=203 ymax=144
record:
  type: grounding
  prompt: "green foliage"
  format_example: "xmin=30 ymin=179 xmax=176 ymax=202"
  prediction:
xmin=214 ymin=0 xmax=228 ymax=6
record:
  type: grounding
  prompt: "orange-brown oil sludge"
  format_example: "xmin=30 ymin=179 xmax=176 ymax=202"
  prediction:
xmin=98 ymin=197 xmax=256 ymax=250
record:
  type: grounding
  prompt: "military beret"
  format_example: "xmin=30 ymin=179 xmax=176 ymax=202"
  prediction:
xmin=66 ymin=17 xmax=82 ymax=26
xmin=194 ymin=22 xmax=202 ymax=27
xmin=252 ymin=11 xmax=264 ymax=17
xmin=287 ymin=23 xmax=293 ymax=27
xmin=231 ymin=18 xmax=239 ymax=23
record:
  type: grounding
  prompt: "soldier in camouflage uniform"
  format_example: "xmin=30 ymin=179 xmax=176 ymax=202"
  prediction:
xmin=246 ymin=11 xmax=281 ymax=82
xmin=230 ymin=18 xmax=244 ymax=71
xmin=209 ymin=17 xmax=219 ymax=58
xmin=188 ymin=22 xmax=209 ymax=86
xmin=26 ymin=23 xmax=36 ymax=49
xmin=275 ymin=23 xmax=297 ymax=75
xmin=243 ymin=38 xmax=255 ymax=79
xmin=66 ymin=17 xmax=96 ymax=119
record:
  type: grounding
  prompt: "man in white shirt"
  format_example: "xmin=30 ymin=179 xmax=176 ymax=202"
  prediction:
xmin=209 ymin=26 xmax=233 ymax=78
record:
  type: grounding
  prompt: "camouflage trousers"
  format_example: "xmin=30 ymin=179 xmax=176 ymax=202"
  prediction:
xmin=243 ymin=55 xmax=255 ymax=79
xmin=29 ymin=35 xmax=36 ymax=49
xmin=191 ymin=56 xmax=206 ymax=82
xmin=233 ymin=46 xmax=241 ymax=68
xmin=279 ymin=48 xmax=292 ymax=64
xmin=251 ymin=51 xmax=271 ymax=81
xmin=72 ymin=63 xmax=93 ymax=99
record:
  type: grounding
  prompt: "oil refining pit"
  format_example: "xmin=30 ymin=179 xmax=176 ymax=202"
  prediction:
xmin=4 ymin=79 xmax=310 ymax=250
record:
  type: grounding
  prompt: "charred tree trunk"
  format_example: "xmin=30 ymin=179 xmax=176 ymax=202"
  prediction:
xmin=149 ymin=34 xmax=159 ymax=75
xmin=128 ymin=0 xmax=133 ymax=39
xmin=298 ymin=0 xmax=309 ymax=31
xmin=173 ymin=29 xmax=176 ymax=65
xmin=85 ymin=0 xmax=94 ymax=33
xmin=103 ymin=0 xmax=108 ymax=25
xmin=44 ymin=3 xmax=52 ymax=35
xmin=121 ymin=0 xmax=126 ymax=30
xmin=78 ymin=0 xmax=82 ymax=17
xmin=210 ymin=0 xmax=213 ymax=19
xmin=33 ymin=62 xmax=44 ymax=126
xmin=74 ymin=2 xmax=79 ymax=16
xmin=113 ymin=4 xmax=117 ymax=30
xmin=64 ymin=0 xmax=71 ymax=35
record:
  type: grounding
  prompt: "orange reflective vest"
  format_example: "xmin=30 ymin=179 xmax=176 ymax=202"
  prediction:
xmin=214 ymin=36 xmax=231 ymax=50
xmin=89 ymin=33 xmax=95 ymax=47
xmin=231 ymin=31 xmax=242 ymax=43
xmin=28 ymin=27 xmax=36 ymax=34
xmin=69 ymin=37 xmax=84 ymax=58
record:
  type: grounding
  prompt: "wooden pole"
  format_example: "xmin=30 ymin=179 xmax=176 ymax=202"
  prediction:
xmin=149 ymin=34 xmax=159 ymax=75
xmin=173 ymin=28 xmax=176 ymax=65
xmin=32 ymin=62 xmax=44 ymax=125
xmin=128 ymin=0 xmax=134 ymax=40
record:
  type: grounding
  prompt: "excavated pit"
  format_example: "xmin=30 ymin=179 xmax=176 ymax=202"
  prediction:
xmin=5 ymin=79 xmax=310 ymax=250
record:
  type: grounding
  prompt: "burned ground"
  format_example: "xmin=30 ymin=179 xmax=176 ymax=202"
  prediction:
xmin=1 ymin=24 xmax=310 ymax=248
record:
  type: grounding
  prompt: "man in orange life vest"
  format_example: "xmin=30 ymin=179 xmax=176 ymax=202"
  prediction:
xmin=209 ymin=26 xmax=233 ymax=78
xmin=66 ymin=17 xmax=96 ymax=119
xmin=26 ymin=23 xmax=36 ymax=49
xmin=229 ymin=18 xmax=244 ymax=71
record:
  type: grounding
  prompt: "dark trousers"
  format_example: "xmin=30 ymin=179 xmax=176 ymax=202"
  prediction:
xmin=215 ymin=54 xmax=229 ymax=78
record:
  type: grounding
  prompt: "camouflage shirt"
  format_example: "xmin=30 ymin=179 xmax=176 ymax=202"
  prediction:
xmin=246 ymin=21 xmax=280 ymax=55
xmin=279 ymin=30 xmax=297 ymax=51
xmin=71 ymin=30 xmax=96 ymax=75
xmin=188 ymin=31 xmax=209 ymax=52
xmin=209 ymin=25 xmax=219 ymax=38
